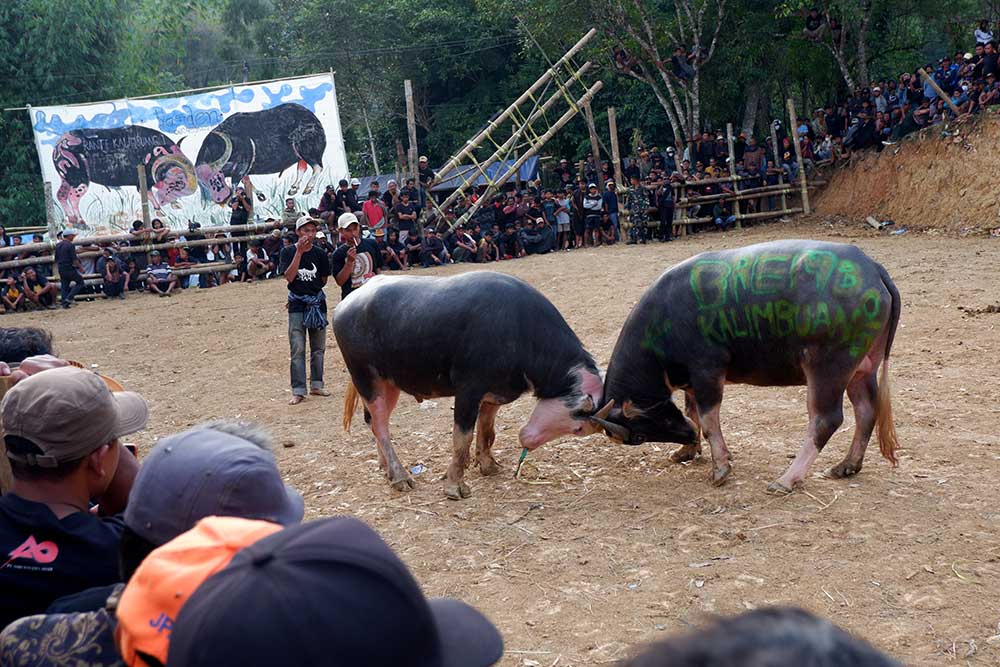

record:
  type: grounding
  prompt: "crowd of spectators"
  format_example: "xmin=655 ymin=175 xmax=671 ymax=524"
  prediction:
xmin=0 ymin=326 xmax=903 ymax=666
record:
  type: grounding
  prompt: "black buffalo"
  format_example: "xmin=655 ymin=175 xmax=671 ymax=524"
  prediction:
xmin=335 ymin=272 xmax=608 ymax=500
xmin=593 ymin=240 xmax=901 ymax=493
xmin=53 ymin=126 xmax=196 ymax=227
xmin=195 ymin=103 xmax=326 ymax=205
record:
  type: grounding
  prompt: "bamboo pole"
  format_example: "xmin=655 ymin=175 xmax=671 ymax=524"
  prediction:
xmin=432 ymin=29 xmax=597 ymax=185
xmin=447 ymin=81 xmax=603 ymax=232
xmin=0 ymin=220 xmax=289 ymax=257
xmin=677 ymin=187 xmax=797 ymax=208
xmin=786 ymin=98 xmax=811 ymax=214
xmin=404 ymin=79 xmax=418 ymax=180
xmin=80 ymin=262 xmax=237 ymax=286
xmin=725 ymin=122 xmax=742 ymax=228
xmin=137 ymin=165 xmax=151 ymax=227
xmin=769 ymin=122 xmax=787 ymax=212
xmin=582 ymin=101 xmax=602 ymax=187
xmin=917 ymin=68 xmax=962 ymax=116
xmin=608 ymin=107 xmax=624 ymax=233
xmin=0 ymin=230 xmax=280 ymax=270
xmin=676 ymin=207 xmax=803 ymax=226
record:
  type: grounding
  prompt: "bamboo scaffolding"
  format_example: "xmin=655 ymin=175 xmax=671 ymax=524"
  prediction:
xmin=78 ymin=262 xmax=237 ymax=287
xmin=678 ymin=207 xmax=804 ymax=226
xmin=445 ymin=81 xmax=603 ymax=233
xmin=786 ymin=98 xmax=811 ymax=214
xmin=431 ymin=29 xmax=597 ymax=186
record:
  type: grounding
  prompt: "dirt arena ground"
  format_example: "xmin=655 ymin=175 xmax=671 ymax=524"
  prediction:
xmin=9 ymin=216 xmax=999 ymax=665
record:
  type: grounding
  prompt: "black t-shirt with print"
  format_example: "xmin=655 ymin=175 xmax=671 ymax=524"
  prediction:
xmin=277 ymin=246 xmax=331 ymax=313
xmin=329 ymin=238 xmax=381 ymax=300
xmin=0 ymin=494 xmax=124 ymax=630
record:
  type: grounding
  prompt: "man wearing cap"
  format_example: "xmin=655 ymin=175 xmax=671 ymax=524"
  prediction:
xmin=277 ymin=217 xmax=331 ymax=405
xmin=0 ymin=366 xmax=148 ymax=629
xmin=145 ymin=251 xmax=177 ymax=297
xmin=417 ymin=156 xmax=434 ymax=209
xmin=53 ymin=230 xmax=85 ymax=309
xmin=0 ymin=420 xmax=305 ymax=665
xmin=349 ymin=178 xmax=364 ymax=212
xmin=166 ymin=516 xmax=504 ymax=667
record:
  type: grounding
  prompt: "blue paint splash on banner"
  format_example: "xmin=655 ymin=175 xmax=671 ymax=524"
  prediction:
xmin=32 ymin=79 xmax=332 ymax=145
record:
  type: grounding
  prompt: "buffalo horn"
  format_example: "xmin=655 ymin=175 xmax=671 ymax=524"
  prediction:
xmin=590 ymin=416 xmax=631 ymax=442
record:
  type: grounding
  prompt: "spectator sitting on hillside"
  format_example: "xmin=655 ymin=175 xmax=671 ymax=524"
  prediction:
xmin=403 ymin=229 xmax=423 ymax=263
xmin=164 ymin=516 xmax=503 ymax=667
xmin=381 ymin=228 xmax=408 ymax=270
xmin=99 ymin=248 xmax=127 ymax=299
xmin=0 ymin=366 xmax=147 ymax=630
xmin=2 ymin=276 xmax=24 ymax=312
xmin=146 ymin=251 xmax=178 ymax=297
xmin=0 ymin=421 xmax=305 ymax=667
xmin=803 ymin=8 xmax=825 ymax=41
xmin=245 ymin=240 xmax=273 ymax=282
xmin=713 ymin=198 xmax=737 ymax=231
xmin=20 ymin=267 xmax=58 ymax=310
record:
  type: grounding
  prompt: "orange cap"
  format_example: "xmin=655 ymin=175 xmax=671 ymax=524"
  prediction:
xmin=115 ymin=516 xmax=282 ymax=667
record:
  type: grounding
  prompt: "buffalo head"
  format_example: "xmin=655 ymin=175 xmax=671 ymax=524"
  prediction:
xmin=589 ymin=397 xmax=698 ymax=447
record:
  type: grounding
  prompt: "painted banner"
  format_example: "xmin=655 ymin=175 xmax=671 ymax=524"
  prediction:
xmin=29 ymin=74 xmax=348 ymax=234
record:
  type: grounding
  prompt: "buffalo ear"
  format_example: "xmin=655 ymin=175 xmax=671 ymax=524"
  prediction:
xmin=622 ymin=400 xmax=640 ymax=419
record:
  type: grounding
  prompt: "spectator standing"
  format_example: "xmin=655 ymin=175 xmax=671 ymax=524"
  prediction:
xmin=53 ymin=230 xmax=85 ymax=309
xmin=278 ymin=217 xmax=331 ymax=405
xmin=392 ymin=191 xmax=418 ymax=242
xmin=555 ymin=189 xmax=572 ymax=250
xmin=363 ymin=190 xmax=387 ymax=236
xmin=0 ymin=366 xmax=147 ymax=629
xmin=602 ymin=182 xmax=621 ymax=240
xmin=417 ymin=156 xmax=435 ymax=209
xmin=625 ymin=175 xmax=650 ymax=244
xmin=330 ymin=213 xmax=381 ymax=299
xmin=228 ymin=189 xmax=252 ymax=254
xmin=582 ymin=183 xmax=603 ymax=246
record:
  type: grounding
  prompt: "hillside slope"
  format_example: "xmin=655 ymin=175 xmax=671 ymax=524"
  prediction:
xmin=814 ymin=114 xmax=1000 ymax=234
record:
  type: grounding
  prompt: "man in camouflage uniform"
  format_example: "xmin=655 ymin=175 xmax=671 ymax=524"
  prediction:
xmin=625 ymin=174 xmax=650 ymax=244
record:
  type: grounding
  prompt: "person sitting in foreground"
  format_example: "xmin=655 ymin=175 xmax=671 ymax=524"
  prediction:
xmin=145 ymin=252 xmax=177 ymax=297
xmin=0 ymin=421 xmax=305 ymax=666
xmin=0 ymin=367 xmax=148 ymax=629
xmin=618 ymin=606 xmax=900 ymax=667
xmin=166 ymin=516 xmax=504 ymax=667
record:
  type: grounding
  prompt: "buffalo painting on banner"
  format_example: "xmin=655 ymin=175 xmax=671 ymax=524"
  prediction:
xmin=29 ymin=74 xmax=349 ymax=234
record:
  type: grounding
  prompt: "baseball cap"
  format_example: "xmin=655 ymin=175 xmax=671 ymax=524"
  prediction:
xmin=270 ymin=229 xmax=282 ymax=238
xmin=337 ymin=212 xmax=360 ymax=229
xmin=374 ymin=228 xmax=385 ymax=237
xmin=2 ymin=366 xmax=148 ymax=467
xmin=116 ymin=517 xmax=282 ymax=667
xmin=350 ymin=178 xmax=361 ymax=186
xmin=149 ymin=250 xmax=161 ymax=256
xmin=124 ymin=425 xmax=304 ymax=545
xmin=166 ymin=517 xmax=504 ymax=667
xmin=62 ymin=229 xmax=78 ymax=237
xmin=418 ymin=155 xmax=428 ymax=162
xmin=316 ymin=231 xmax=326 ymax=239
xmin=588 ymin=183 xmax=598 ymax=189
xmin=295 ymin=215 xmax=319 ymax=231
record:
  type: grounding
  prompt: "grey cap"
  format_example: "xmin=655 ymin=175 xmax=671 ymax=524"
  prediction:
xmin=125 ymin=426 xmax=304 ymax=545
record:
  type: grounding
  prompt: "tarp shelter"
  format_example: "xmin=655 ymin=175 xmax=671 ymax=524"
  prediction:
xmin=430 ymin=156 xmax=539 ymax=193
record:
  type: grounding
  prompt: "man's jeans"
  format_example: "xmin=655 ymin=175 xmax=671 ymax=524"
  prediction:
xmin=289 ymin=311 xmax=326 ymax=396
xmin=58 ymin=266 xmax=84 ymax=305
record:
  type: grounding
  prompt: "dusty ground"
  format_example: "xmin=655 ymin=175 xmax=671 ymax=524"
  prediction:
xmin=8 ymin=217 xmax=1000 ymax=665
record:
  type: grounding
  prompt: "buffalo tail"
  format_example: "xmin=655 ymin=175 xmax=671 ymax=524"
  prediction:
xmin=343 ymin=379 xmax=359 ymax=432
xmin=876 ymin=264 xmax=901 ymax=466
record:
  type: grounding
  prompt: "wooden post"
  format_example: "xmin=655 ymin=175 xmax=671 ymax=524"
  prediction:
xmin=725 ymin=122 xmax=742 ymax=228
xmin=582 ymin=101 xmax=602 ymax=187
xmin=395 ymin=140 xmax=406 ymax=184
xmin=768 ymin=122 xmax=787 ymax=213
xmin=786 ymin=99 xmax=811 ymax=214
xmin=136 ymin=165 xmax=151 ymax=227
xmin=404 ymin=80 xmax=418 ymax=180
xmin=917 ymin=68 xmax=962 ymax=116
xmin=43 ymin=182 xmax=58 ymax=239
xmin=608 ymin=107 xmax=624 ymax=233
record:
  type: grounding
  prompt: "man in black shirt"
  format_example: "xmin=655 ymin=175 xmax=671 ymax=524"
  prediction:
xmin=417 ymin=155 xmax=435 ymax=209
xmin=0 ymin=365 xmax=148 ymax=629
xmin=53 ymin=230 xmax=85 ymax=309
xmin=330 ymin=213 xmax=381 ymax=302
xmin=278 ymin=217 xmax=332 ymax=405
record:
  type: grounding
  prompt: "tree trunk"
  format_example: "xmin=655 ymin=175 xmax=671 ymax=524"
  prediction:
xmin=856 ymin=0 xmax=873 ymax=87
xmin=741 ymin=82 xmax=762 ymax=135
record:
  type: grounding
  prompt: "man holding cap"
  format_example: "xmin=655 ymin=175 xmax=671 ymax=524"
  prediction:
xmin=54 ymin=230 xmax=85 ymax=309
xmin=0 ymin=366 xmax=148 ymax=628
xmin=166 ymin=516 xmax=503 ymax=667
xmin=277 ymin=217 xmax=331 ymax=405
xmin=330 ymin=212 xmax=380 ymax=301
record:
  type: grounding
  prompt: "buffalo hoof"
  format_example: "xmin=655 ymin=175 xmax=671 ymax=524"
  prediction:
xmin=827 ymin=461 xmax=862 ymax=478
xmin=303 ymin=185 xmax=315 ymax=195
xmin=765 ymin=480 xmax=795 ymax=496
xmin=390 ymin=474 xmax=416 ymax=491
xmin=711 ymin=463 xmax=731 ymax=486
xmin=670 ymin=444 xmax=701 ymax=464
xmin=287 ymin=185 xmax=299 ymax=196
xmin=478 ymin=456 xmax=501 ymax=477
xmin=255 ymin=191 xmax=266 ymax=201
xmin=444 ymin=481 xmax=472 ymax=500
